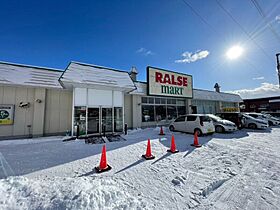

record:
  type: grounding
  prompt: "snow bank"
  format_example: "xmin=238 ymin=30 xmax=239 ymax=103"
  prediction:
xmin=0 ymin=176 xmax=146 ymax=210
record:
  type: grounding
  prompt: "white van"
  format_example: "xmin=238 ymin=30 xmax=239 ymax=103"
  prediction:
xmin=169 ymin=114 xmax=215 ymax=136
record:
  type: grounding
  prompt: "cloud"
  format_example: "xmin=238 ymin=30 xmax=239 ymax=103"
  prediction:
xmin=175 ymin=50 xmax=210 ymax=63
xmin=275 ymin=15 xmax=280 ymax=23
xmin=228 ymin=83 xmax=280 ymax=99
xmin=136 ymin=48 xmax=155 ymax=56
xmin=252 ymin=76 xmax=264 ymax=80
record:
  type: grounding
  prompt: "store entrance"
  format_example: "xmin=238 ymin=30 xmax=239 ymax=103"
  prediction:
xmin=88 ymin=108 xmax=100 ymax=134
xmin=74 ymin=106 xmax=123 ymax=135
xmin=101 ymin=108 xmax=113 ymax=133
xmin=87 ymin=107 xmax=113 ymax=134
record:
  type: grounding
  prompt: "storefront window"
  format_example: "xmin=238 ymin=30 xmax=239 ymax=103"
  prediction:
xmin=114 ymin=107 xmax=123 ymax=132
xmin=167 ymin=106 xmax=177 ymax=120
xmin=74 ymin=106 xmax=86 ymax=135
xmin=155 ymin=98 xmax=161 ymax=104
xmin=141 ymin=96 xmax=187 ymax=122
xmin=141 ymin=97 xmax=148 ymax=103
xmin=142 ymin=105 xmax=155 ymax=122
xmin=177 ymin=106 xmax=186 ymax=116
xmin=167 ymin=99 xmax=176 ymax=104
xmin=155 ymin=105 xmax=167 ymax=122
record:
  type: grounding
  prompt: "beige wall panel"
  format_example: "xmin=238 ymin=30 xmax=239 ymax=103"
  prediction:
xmin=44 ymin=89 xmax=72 ymax=134
xmin=32 ymin=89 xmax=46 ymax=136
xmin=24 ymin=88 xmax=35 ymax=136
xmin=0 ymin=86 xmax=3 ymax=104
xmin=124 ymin=94 xmax=132 ymax=128
xmin=132 ymin=95 xmax=142 ymax=128
xmin=49 ymin=89 xmax=60 ymax=133
xmin=59 ymin=91 xmax=71 ymax=132
xmin=13 ymin=88 xmax=28 ymax=136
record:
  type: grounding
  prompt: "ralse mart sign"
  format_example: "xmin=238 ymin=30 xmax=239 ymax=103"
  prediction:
xmin=147 ymin=67 xmax=193 ymax=98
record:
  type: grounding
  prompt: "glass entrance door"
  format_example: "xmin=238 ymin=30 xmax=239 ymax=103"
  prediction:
xmin=102 ymin=108 xmax=113 ymax=133
xmin=88 ymin=108 xmax=100 ymax=134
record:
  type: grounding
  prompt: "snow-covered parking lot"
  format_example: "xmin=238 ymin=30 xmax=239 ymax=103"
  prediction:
xmin=0 ymin=127 xmax=280 ymax=210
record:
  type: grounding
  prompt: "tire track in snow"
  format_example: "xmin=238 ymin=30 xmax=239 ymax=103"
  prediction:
xmin=0 ymin=152 xmax=15 ymax=178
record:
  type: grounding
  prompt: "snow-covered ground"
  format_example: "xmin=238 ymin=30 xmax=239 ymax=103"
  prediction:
xmin=0 ymin=127 xmax=280 ymax=209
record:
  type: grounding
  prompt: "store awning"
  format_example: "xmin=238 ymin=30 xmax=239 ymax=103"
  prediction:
xmin=59 ymin=62 xmax=136 ymax=92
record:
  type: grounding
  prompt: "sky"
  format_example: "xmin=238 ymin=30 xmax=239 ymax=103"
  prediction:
xmin=0 ymin=0 xmax=280 ymax=98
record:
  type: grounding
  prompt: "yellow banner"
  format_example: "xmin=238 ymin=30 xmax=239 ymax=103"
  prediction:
xmin=222 ymin=107 xmax=239 ymax=112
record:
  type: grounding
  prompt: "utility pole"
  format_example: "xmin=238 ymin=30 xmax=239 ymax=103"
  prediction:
xmin=276 ymin=53 xmax=280 ymax=88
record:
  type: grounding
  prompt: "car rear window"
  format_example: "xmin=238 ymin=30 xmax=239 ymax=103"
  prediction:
xmin=200 ymin=116 xmax=211 ymax=122
xmin=174 ymin=116 xmax=186 ymax=122
xmin=187 ymin=116 xmax=197 ymax=121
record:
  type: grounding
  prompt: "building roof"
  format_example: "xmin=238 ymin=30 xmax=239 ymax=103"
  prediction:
xmin=193 ymin=89 xmax=242 ymax=103
xmin=59 ymin=61 xmax=136 ymax=91
xmin=131 ymin=81 xmax=243 ymax=102
xmin=0 ymin=61 xmax=63 ymax=89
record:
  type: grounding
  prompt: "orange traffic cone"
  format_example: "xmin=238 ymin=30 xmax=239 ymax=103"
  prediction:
xmin=95 ymin=145 xmax=112 ymax=173
xmin=167 ymin=135 xmax=179 ymax=153
xmin=191 ymin=131 xmax=202 ymax=147
xmin=142 ymin=139 xmax=155 ymax=160
xmin=159 ymin=126 xmax=165 ymax=135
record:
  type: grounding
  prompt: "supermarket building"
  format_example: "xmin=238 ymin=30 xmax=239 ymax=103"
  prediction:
xmin=0 ymin=61 xmax=242 ymax=139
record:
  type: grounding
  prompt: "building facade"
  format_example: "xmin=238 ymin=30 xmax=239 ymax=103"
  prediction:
xmin=0 ymin=61 xmax=242 ymax=139
xmin=241 ymin=96 xmax=280 ymax=113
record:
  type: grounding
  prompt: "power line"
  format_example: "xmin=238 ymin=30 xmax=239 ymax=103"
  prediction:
xmin=250 ymin=0 xmax=280 ymax=43
xmin=179 ymin=0 xmax=266 ymax=76
xmin=180 ymin=0 xmax=220 ymax=35
xmin=215 ymin=0 xmax=272 ymax=61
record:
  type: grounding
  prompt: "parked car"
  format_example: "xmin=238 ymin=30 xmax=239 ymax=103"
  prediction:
xmin=169 ymin=114 xmax=215 ymax=136
xmin=242 ymin=114 xmax=268 ymax=129
xmin=215 ymin=112 xmax=245 ymax=129
xmin=207 ymin=114 xmax=237 ymax=133
xmin=245 ymin=112 xmax=280 ymax=126
xmin=263 ymin=114 xmax=280 ymax=126
xmin=262 ymin=112 xmax=280 ymax=120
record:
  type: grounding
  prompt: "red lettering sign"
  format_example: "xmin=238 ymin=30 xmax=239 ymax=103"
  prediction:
xmin=155 ymin=71 xmax=188 ymax=87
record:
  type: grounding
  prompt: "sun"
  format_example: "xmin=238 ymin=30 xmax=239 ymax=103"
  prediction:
xmin=226 ymin=45 xmax=243 ymax=60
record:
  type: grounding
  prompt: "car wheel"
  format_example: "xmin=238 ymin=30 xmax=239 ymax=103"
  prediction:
xmin=215 ymin=125 xmax=224 ymax=133
xmin=268 ymin=121 xmax=273 ymax=126
xmin=248 ymin=123 xmax=257 ymax=129
xmin=169 ymin=125 xmax=175 ymax=131
xmin=194 ymin=128 xmax=202 ymax=136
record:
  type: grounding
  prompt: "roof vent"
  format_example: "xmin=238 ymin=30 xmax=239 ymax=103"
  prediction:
xmin=130 ymin=66 xmax=138 ymax=81
xmin=214 ymin=83 xmax=221 ymax=93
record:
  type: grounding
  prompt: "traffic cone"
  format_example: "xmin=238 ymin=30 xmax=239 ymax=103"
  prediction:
xmin=142 ymin=139 xmax=155 ymax=160
xmin=95 ymin=145 xmax=112 ymax=173
xmin=159 ymin=126 xmax=165 ymax=135
xmin=167 ymin=135 xmax=179 ymax=153
xmin=191 ymin=131 xmax=202 ymax=147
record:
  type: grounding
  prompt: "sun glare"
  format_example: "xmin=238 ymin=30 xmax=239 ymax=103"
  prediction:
xmin=226 ymin=45 xmax=243 ymax=60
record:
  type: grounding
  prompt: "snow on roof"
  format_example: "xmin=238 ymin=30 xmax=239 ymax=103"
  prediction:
xmin=193 ymin=89 xmax=243 ymax=102
xmin=131 ymin=82 xmax=242 ymax=102
xmin=60 ymin=62 xmax=136 ymax=91
xmin=130 ymin=82 xmax=146 ymax=95
xmin=0 ymin=61 xmax=63 ymax=89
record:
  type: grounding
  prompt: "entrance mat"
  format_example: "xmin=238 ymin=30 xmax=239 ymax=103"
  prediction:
xmin=106 ymin=134 xmax=126 ymax=142
xmin=85 ymin=134 xmax=126 ymax=144
xmin=85 ymin=136 xmax=105 ymax=144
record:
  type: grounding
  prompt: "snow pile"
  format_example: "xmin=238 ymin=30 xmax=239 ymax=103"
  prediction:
xmin=0 ymin=176 xmax=146 ymax=210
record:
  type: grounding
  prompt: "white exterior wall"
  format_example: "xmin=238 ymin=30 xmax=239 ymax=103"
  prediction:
xmin=74 ymin=88 xmax=123 ymax=107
